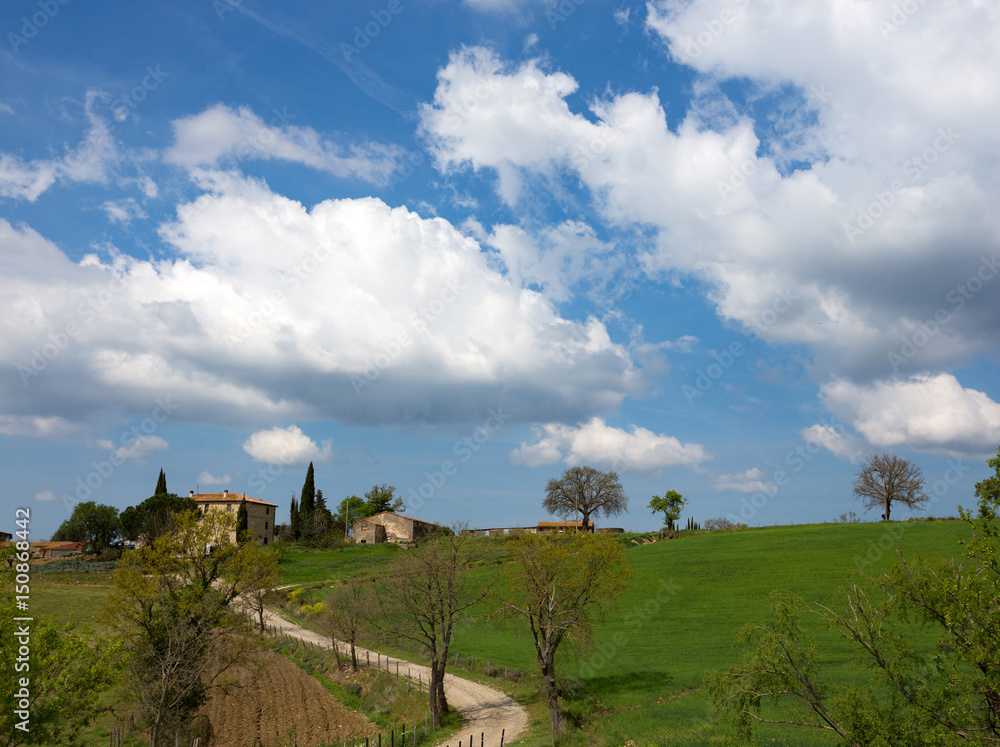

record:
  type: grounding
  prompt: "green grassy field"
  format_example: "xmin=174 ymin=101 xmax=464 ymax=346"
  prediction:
xmin=438 ymin=520 xmax=974 ymax=745
xmin=276 ymin=541 xmax=404 ymax=586
xmin=29 ymin=571 xmax=116 ymax=628
xmin=290 ymin=520 xmax=974 ymax=745
xmin=27 ymin=519 xmax=975 ymax=746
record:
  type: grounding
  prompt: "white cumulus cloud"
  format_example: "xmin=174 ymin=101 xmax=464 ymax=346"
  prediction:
xmin=419 ymin=29 xmax=1000 ymax=379
xmin=510 ymin=417 xmax=710 ymax=473
xmin=800 ymin=423 xmax=867 ymax=463
xmin=821 ymin=373 xmax=1000 ymax=459
xmin=0 ymin=176 xmax=636 ymax=432
xmin=242 ymin=425 xmax=333 ymax=466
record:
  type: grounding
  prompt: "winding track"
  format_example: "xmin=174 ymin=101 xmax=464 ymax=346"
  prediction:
xmin=261 ymin=607 xmax=528 ymax=747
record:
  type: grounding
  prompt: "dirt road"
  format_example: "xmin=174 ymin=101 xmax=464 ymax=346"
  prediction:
xmin=262 ymin=608 xmax=528 ymax=747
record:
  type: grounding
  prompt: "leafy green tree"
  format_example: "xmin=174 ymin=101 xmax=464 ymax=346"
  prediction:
xmin=649 ymin=489 xmax=685 ymax=530
xmin=501 ymin=533 xmax=631 ymax=745
xmin=299 ymin=462 xmax=316 ymax=525
xmin=120 ymin=493 xmax=199 ymax=545
xmin=706 ymin=445 xmax=1000 ymax=745
xmin=543 ymin=466 xmax=628 ymax=532
xmin=101 ymin=510 xmax=265 ymax=746
xmin=235 ymin=497 xmax=248 ymax=544
xmin=1 ymin=547 xmax=120 ymax=745
xmin=154 ymin=468 xmax=167 ymax=496
xmin=364 ymin=483 xmax=404 ymax=515
xmin=52 ymin=501 xmax=121 ymax=552
xmin=335 ymin=495 xmax=370 ymax=532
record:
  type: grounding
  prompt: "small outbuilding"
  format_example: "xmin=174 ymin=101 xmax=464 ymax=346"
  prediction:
xmin=352 ymin=511 xmax=438 ymax=544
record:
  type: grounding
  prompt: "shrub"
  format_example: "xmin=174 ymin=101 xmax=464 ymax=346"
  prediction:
xmin=703 ymin=517 xmax=747 ymax=532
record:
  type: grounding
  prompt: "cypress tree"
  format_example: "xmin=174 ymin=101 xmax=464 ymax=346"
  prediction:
xmin=235 ymin=498 xmax=249 ymax=544
xmin=299 ymin=462 xmax=315 ymax=524
xmin=289 ymin=496 xmax=300 ymax=541
xmin=154 ymin=468 xmax=167 ymax=496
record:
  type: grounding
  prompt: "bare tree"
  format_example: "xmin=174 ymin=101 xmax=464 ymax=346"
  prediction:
xmin=318 ymin=579 xmax=371 ymax=671
xmin=852 ymin=453 xmax=929 ymax=521
xmin=543 ymin=466 xmax=628 ymax=532
xmin=373 ymin=531 xmax=493 ymax=727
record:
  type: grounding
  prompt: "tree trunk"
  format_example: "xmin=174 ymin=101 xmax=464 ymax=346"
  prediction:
xmin=541 ymin=658 xmax=559 ymax=746
xmin=883 ymin=501 xmax=891 ymax=521
xmin=436 ymin=668 xmax=449 ymax=719
xmin=350 ymin=641 xmax=358 ymax=672
xmin=580 ymin=509 xmax=593 ymax=533
xmin=428 ymin=657 xmax=441 ymax=727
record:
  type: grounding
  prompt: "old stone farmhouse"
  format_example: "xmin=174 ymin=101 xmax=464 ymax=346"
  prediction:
xmin=190 ymin=490 xmax=277 ymax=545
xmin=352 ymin=511 xmax=438 ymax=544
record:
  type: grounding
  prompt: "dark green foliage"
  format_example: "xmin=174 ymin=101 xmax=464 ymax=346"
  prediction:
xmin=299 ymin=462 xmax=316 ymax=523
xmin=334 ymin=495 xmax=370 ymax=529
xmin=235 ymin=497 xmax=248 ymax=543
xmin=364 ymin=483 xmax=404 ymax=515
xmin=649 ymin=490 xmax=685 ymax=530
xmin=289 ymin=496 xmax=300 ymax=541
xmin=154 ymin=468 xmax=167 ymax=496
xmin=51 ymin=500 xmax=121 ymax=552
xmin=686 ymin=517 xmax=701 ymax=531
xmin=120 ymin=493 xmax=199 ymax=544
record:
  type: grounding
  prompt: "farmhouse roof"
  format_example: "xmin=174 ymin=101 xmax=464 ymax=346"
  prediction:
xmin=537 ymin=520 xmax=595 ymax=528
xmin=190 ymin=491 xmax=278 ymax=508
xmin=363 ymin=511 xmax=437 ymax=526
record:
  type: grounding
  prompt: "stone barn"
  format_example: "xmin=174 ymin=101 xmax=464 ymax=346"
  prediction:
xmin=352 ymin=511 xmax=438 ymax=544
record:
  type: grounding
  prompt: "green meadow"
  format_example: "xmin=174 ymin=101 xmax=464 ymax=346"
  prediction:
xmin=288 ymin=519 xmax=973 ymax=745
xmin=30 ymin=519 xmax=975 ymax=745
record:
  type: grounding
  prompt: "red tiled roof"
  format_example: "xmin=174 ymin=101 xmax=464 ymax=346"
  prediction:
xmin=192 ymin=492 xmax=278 ymax=507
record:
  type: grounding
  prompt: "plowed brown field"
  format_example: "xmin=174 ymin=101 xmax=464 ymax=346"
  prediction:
xmin=199 ymin=649 xmax=376 ymax=747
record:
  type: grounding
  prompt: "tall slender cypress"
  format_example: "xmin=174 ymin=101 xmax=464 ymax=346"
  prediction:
xmin=154 ymin=468 xmax=167 ymax=496
xmin=289 ymin=496 xmax=300 ymax=541
xmin=299 ymin=462 xmax=315 ymax=524
xmin=235 ymin=498 xmax=249 ymax=543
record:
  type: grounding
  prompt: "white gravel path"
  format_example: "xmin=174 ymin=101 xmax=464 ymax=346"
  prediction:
xmin=262 ymin=607 xmax=529 ymax=747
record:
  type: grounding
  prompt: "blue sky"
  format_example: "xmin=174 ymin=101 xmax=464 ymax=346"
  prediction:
xmin=3 ymin=0 xmax=999 ymax=540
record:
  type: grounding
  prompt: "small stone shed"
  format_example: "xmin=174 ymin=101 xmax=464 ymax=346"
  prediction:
xmin=352 ymin=511 xmax=438 ymax=544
